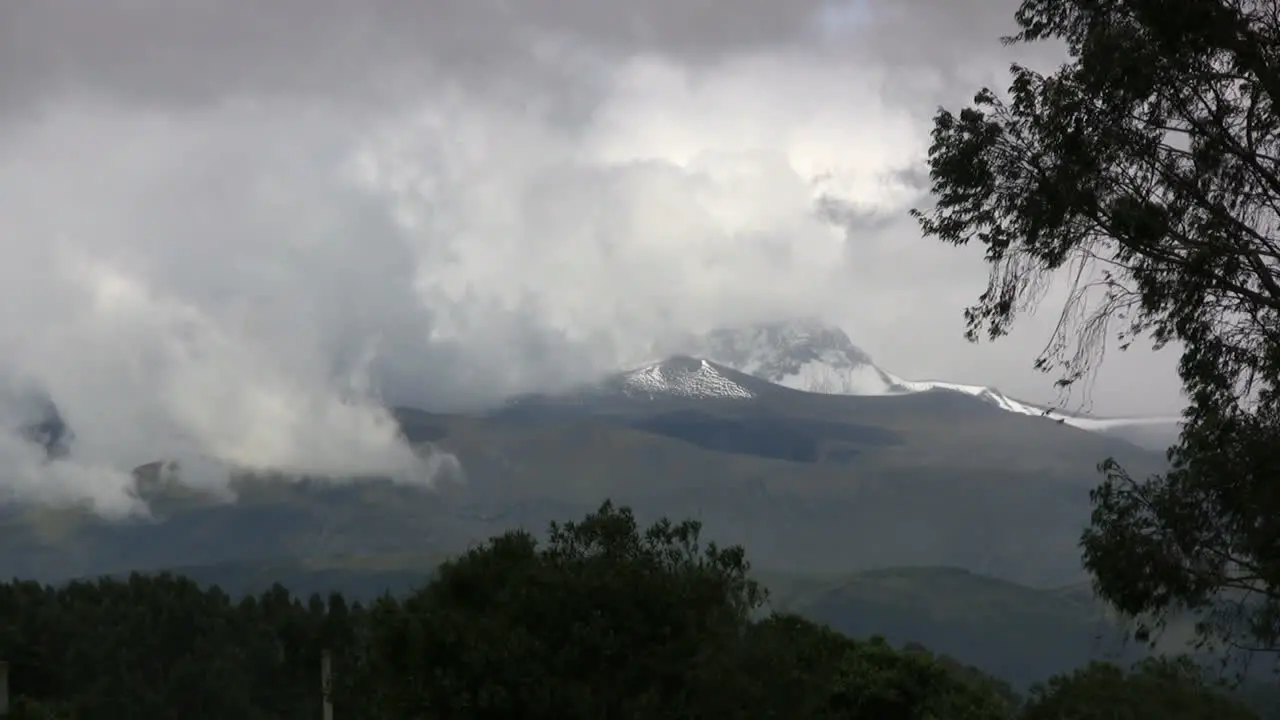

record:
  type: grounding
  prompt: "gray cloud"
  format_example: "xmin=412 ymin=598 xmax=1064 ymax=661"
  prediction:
xmin=0 ymin=0 xmax=1182 ymax=514
xmin=0 ymin=0 xmax=840 ymax=120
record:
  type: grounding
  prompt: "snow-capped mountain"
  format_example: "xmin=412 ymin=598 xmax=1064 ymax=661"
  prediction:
xmin=493 ymin=356 xmax=784 ymax=420
xmin=600 ymin=355 xmax=787 ymax=401
xmin=614 ymin=356 xmax=755 ymax=399
xmin=532 ymin=318 xmax=1179 ymax=446
xmin=696 ymin=319 xmax=909 ymax=395
xmin=685 ymin=319 xmax=1181 ymax=433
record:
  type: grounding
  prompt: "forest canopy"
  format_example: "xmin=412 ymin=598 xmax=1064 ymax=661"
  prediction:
xmin=0 ymin=503 xmax=1262 ymax=719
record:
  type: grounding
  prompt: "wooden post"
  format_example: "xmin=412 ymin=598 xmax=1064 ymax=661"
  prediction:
xmin=0 ymin=660 xmax=9 ymax=716
xmin=321 ymin=650 xmax=332 ymax=720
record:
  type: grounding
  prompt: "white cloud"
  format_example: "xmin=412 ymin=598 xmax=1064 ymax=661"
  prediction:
xmin=0 ymin=0 xmax=1183 ymax=514
xmin=0 ymin=101 xmax=445 ymax=512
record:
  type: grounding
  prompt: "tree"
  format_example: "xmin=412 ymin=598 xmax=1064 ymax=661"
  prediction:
xmin=911 ymin=0 xmax=1280 ymax=656
xmin=349 ymin=503 xmax=1021 ymax=719
xmin=823 ymin=636 xmax=1015 ymax=720
xmin=353 ymin=501 xmax=767 ymax=719
xmin=7 ymin=697 xmax=75 ymax=720
xmin=1020 ymin=657 xmax=1258 ymax=720
xmin=733 ymin=613 xmax=876 ymax=718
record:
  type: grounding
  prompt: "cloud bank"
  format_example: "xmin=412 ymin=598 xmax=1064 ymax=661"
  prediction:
xmin=0 ymin=0 xmax=1183 ymax=514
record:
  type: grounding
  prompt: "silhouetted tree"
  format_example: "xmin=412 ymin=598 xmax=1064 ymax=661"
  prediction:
xmin=913 ymin=0 xmax=1280 ymax=657
xmin=1021 ymin=657 xmax=1258 ymax=720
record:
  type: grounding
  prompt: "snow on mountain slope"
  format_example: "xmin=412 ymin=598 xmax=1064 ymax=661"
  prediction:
xmin=697 ymin=318 xmax=908 ymax=395
xmin=613 ymin=356 xmax=757 ymax=400
xmin=692 ymin=319 xmax=1181 ymax=431
xmin=889 ymin=376 xmax=1180 ymax=429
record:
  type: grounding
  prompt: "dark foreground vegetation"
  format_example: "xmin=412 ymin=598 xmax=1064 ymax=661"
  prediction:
xmin=915 ymin=0 xmax=1280 ymax=661
xmin=0 ymin=503 xmax=1270 ymax=719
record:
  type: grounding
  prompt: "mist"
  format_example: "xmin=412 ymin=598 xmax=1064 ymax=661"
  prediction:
xmin=0 ymin=0 xmax=1183 ymax=514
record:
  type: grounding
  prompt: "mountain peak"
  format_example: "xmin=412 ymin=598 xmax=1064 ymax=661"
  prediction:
xmin=683 ymin=318 xmax=1180 ymax=443
xmin=612 ymin=356 xmax=759 ymax=400
xmin=692 ymin=318 xmax=908 ymax=395
xmin=705 ymin=317 xmax=874 ymax=364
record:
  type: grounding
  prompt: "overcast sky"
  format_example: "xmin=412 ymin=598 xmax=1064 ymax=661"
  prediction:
xmin=0 ymin=0 xmax=1183 ymax=514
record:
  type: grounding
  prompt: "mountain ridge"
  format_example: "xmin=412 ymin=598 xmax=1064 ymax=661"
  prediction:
xmin=674 ymin=318 xmax=1181 ymax=439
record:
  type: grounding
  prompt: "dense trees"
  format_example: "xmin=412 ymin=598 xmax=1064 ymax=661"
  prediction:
xmin=1021 ymin=657 xmax=1259 ymax=720
xmin=0 ymin=503 xmax=1258 ymax=718
xmin=0 ymin=573 xmax=347 ymax=719
xmin=347 ymin=502 xmax=767 ymax=718
xmin=912 ymin=0 xmax=1280 ymax=657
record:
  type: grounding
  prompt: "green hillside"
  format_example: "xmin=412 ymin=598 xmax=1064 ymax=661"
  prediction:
xmin=780 ymin=566 xmax=1138 ymax=689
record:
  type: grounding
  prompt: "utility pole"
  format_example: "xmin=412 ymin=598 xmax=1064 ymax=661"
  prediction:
xmin=321 ymin=650 xmax=333 ymax=720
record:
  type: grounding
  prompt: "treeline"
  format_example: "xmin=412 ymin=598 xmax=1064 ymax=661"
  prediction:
xmin=0 ymin=503 xmax=1266 ymax=719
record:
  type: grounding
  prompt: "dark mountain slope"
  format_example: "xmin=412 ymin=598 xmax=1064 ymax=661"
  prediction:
xmin=0 ymin=367 xmax=1165 ymax=587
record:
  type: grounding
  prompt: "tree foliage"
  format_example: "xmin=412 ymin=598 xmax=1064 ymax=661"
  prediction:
xmin=912 ymin=0 xmax=1280 ymax=655
xmin=0 ymin=502 xmax=1258 ymax=717
xmin=347 ymin=501 xmax=1016 ymax=719
xmin=349 ymin=501 xmax=766 ymax=718
xmin=1021 ymin=657 xmax=1258 ymax=720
